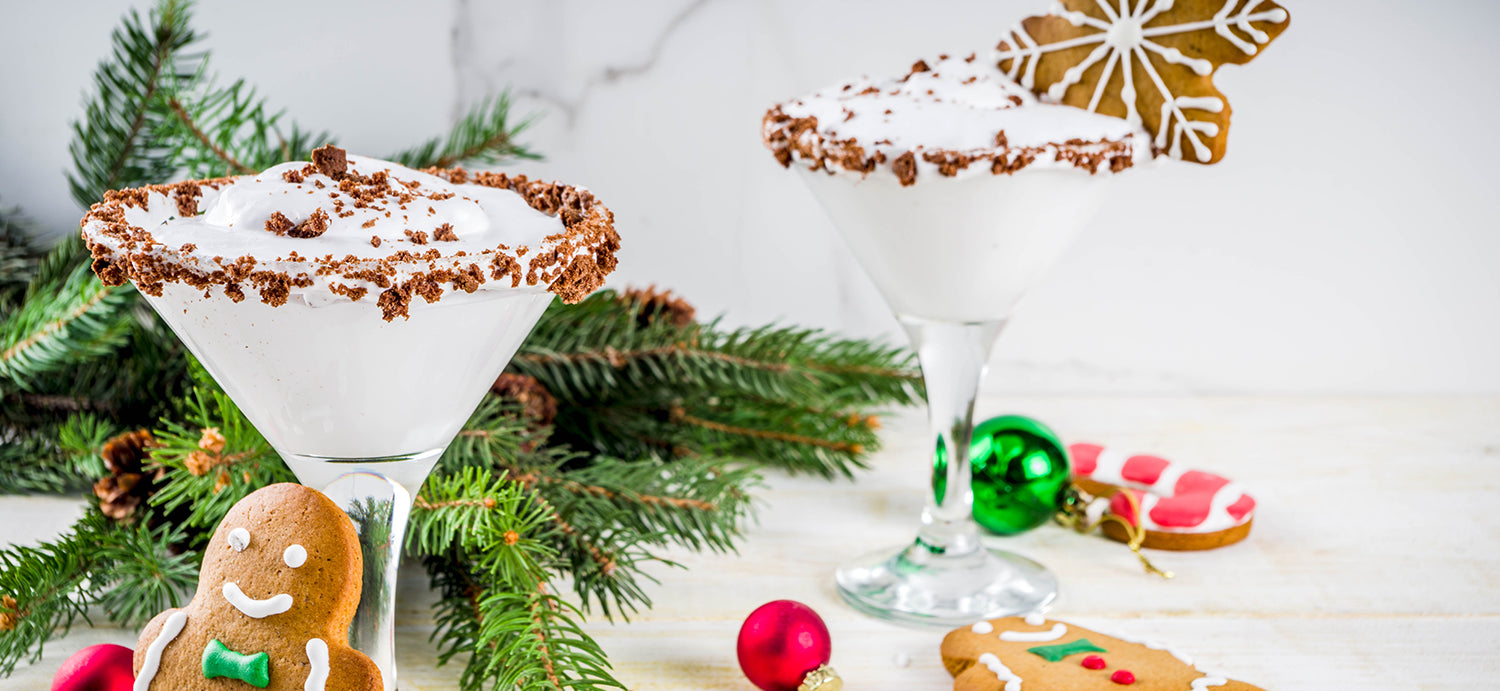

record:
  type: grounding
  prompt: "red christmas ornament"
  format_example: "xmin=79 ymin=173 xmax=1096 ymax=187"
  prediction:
xmin=736 ymin=600 xmax=842 ymax=691
xmin=51 ymin=644 xmax=135 ymax=691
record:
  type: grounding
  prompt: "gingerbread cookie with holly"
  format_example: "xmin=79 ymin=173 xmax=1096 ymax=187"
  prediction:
xmin=1070 ymin=443 xmax=1256 ymax=551
xmin=996 ymin=0 xmax=1291 ymax=163
xmin=132 ymin=483 xmax=381 ymax=690
xmin=943 ymin=614 xmax=1262 ymax=690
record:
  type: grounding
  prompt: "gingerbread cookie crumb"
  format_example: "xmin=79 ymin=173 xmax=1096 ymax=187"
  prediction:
xmin=286 ymin=208 xmax=331 ymax=239
xmin=311 ymin=144 xmax=349 ymax=178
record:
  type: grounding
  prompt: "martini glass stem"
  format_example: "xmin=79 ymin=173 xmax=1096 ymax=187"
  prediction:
xmin=904 ymin=317 xmax=1004 ymax=557
xmin=284 ymin=450 xmax=442 ymax=691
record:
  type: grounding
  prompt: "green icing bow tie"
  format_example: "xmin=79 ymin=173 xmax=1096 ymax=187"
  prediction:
xmin=202 ymin=639 xmax=271 ymax=688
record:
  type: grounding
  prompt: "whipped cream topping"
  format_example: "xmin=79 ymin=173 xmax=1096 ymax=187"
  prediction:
xmin=764 ymin=52 xmax=1151 ymax=185
xmin=82 ymin=149 xmax=620 ymax=320
xmin=153 ymin=155 xmax=565 ymax=262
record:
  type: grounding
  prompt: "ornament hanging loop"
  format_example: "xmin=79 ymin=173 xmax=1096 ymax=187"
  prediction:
xmin=1058 ymin=486 xmax=1174 ymax=580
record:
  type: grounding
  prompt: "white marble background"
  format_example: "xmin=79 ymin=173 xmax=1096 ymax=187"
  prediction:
xmin=3 ymin=0 xmax=1498 ymax=394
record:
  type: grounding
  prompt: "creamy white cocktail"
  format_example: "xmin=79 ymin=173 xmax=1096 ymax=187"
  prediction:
xmin=765 ymin=53 xmax=1147 ymax=624
xmin=82 ymin=148 xmax=620 ymax=688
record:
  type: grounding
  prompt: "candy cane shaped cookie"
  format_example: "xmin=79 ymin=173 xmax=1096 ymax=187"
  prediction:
xmin=1069 ymin=444 xmax=1256 ymax=551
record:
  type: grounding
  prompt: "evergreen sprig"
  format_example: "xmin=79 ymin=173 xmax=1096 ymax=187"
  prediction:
xmin=66 ymin=0 xmax=200 ymax=209
xmin=391 ymin=93 xmax=541 ymax=170
xmin=0 ymin=512 xmax=196 ymax=675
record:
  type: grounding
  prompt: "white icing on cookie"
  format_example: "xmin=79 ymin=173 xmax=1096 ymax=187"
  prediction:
xmin=221 ymin=582 xmax=293 ymax=618
xmin=134 ymin=610 xmax=188 ymax=691
xmin=1191 ymin=675 xmax=1230 ymax=690
xmin=284 ymin=544 xmax=307 ymax=568
xmin=228 ymin=527 xmax=250 ymax=552
xmin=999 ymin=623 xmax=1067 ymax=642
xmin=1023 ymin=612 xmax=1046 ymax=626
xmin=976 ymin=653 xmax=1022 ymax=691
xmin=305 ymin=638 xmax=330 ymax=691
xmin=972 ymin=621 xmax=995 ymax=634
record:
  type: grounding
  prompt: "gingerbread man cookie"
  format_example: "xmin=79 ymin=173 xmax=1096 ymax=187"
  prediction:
xmin=996 ymin=0 xmax=1291 ymax=163
xmin=1071 ymin=443 xmax=1256 ymax=551
xmin=132 ymin=483 xmax=381 ymax=691
xmin=943 ymin=614 xmax=1263 ymax=690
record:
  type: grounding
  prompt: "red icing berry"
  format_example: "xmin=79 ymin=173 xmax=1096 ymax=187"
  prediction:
xmin=1070 ymin=443 xmax=1103 ymax=474
xmin=1226 ymin=493 xmax=1256 ymax=521
xmin=1111 ymin=669 xmax=1136 ymax=685
xmin=1121 ymin=454 xmax=1169 ymax=484
xmin=1081 ymin=655 xmax=1107 ymax=670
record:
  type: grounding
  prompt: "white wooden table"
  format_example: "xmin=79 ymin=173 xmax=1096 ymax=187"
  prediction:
xmin=4 ymin=396 xmax=1498 ymax=690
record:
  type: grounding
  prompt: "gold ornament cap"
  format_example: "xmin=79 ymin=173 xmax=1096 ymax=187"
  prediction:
xmin=799 ymin=665 xmax=842 ymax=691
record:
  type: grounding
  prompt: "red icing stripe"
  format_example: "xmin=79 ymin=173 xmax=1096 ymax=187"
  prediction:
xmin=1121 ymin=455 xmax=1170 ymax=485
xmin=1109 ymin=489 xmax=1145 ymax=526
xmin=1148 ymin=491 xmax=1215 ymax=528
xmin=1174 ymin=470 xmax=1230 ymax=497
xmin=1226 ymin=494 xmax=1256 ymax=521
xmin=1070 ymin=443 xmax=1103 ymax=475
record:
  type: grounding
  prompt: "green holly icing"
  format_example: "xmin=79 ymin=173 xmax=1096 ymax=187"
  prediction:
xmin=1027 ymin=638 xmax=1106 ymax=662
xmin=202 ymin=638 xmax=271 ymax=688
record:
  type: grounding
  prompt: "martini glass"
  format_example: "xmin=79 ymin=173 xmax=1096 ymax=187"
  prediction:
xmin=142 ymin=281 xmax=554 ymax=690
xmin=798 ymin=167 xmax=1111 ymax=626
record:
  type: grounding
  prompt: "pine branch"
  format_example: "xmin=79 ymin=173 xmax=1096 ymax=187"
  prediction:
xmin=390 ymin=93 xmax=541 ymax=170
xmin=156 ymin=78 xmax=330 ymax=179
xmin=148 ymin=384 xmax=294 ymax=534
xmin=0 ymin=203 xmax=43 ymax=315
xmin=0 ymin=509 xmax=196 ymax=674
xmin=0 ymin=254 xmax=137 ymax=392
xmin=0 ymin=413 xmax=114 ymax=495
xmin=513 ymin=291 xmax=920 ymax=409
xmin=412 ymin=470 xmax=624 ymax=691
xmin=66 ymin=0 xmax=202 ymax=208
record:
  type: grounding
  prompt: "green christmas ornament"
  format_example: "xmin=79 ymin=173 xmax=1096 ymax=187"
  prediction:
xmin=969 ymin=415 xmax=1071 ymax=535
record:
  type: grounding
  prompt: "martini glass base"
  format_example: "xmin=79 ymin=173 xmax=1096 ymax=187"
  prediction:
xmin=835 ymin=541 xmax=1058 ymax=626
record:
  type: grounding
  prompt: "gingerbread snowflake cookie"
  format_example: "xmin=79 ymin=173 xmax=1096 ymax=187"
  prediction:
xmin=133 ymin=483 xmax=381 ymax=690
xmin=997 ymin=0 xmax=1290 ymax=164
xmin=943 ymin=614 xmax=1263 ymax=690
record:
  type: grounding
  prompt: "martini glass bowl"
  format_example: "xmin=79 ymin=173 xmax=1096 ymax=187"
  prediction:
xmin=144 ymin=282 xmax=553 ymax=689
xmin=799 ymin=167 xmax=1111 ymax=626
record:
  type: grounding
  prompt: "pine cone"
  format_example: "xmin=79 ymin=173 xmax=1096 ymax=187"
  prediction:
xmin=94 ymin=429 xmax=159 ymax=523
xmin=491 ymin=373 xmax=558 ymax=425
xmin=619 ymin=286 xmax=695 ymax=328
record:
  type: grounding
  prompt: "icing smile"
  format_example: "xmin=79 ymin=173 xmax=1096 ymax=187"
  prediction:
xmin=222 ymin=582 xmax=293 ymax=619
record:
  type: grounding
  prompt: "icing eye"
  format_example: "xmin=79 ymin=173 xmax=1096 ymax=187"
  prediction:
xmin=228 ymin=527 xmax=250 ymax=552
xmin=283 ymin=544 xmax=307 ymax=568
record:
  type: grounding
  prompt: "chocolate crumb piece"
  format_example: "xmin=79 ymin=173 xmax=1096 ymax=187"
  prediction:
xmin=282 ymin=168 xmax=305 ymax=184
xmin=404 ymin=229 xmax=429 ymax=245
xmin=286 ymin=208 xmax=331 ymax=238
xmin=370 ymin=235 xmax=382 ymax=247
xmin=173 ymin=181 xmax=202 ymax=217
xmin=911 ymin=59 xmax=931 ymax=74
xmin=432 ymin=223 xmax=458 ymax=242
xmin=892 ymin=151 xmax=918 ymax=187
xmin=995 ymin=131 xmax=1008 ymax=149
xmin=265 ymin=212 xmax=294 ymax=236
xmin=311 ymin=145 xmax=348 ymax=179
xmin=179 ymin=243 xmax=196 ymax=254
xmin=377 ymin=285 xmax=412 ymax=321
